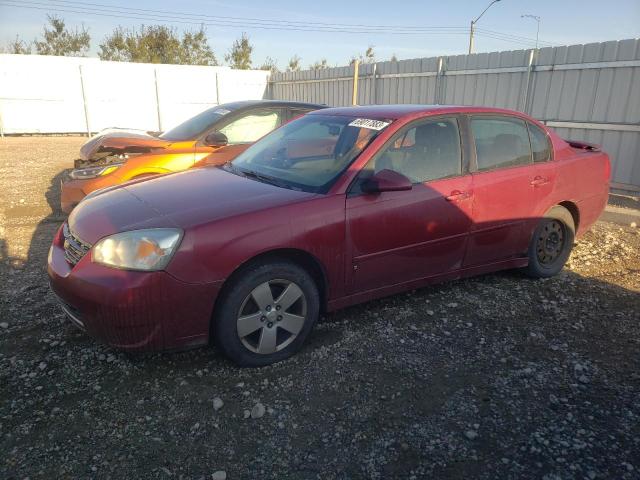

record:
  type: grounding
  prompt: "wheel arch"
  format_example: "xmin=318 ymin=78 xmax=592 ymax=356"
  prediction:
xmin=556 ymin=201 xmax=580 ymax=231
xmin=210 ymin=248 xmax=330 ymax=337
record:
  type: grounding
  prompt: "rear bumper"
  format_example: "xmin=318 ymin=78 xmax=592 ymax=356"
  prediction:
xmin=48 ymin=225 xmax=223 ymax=351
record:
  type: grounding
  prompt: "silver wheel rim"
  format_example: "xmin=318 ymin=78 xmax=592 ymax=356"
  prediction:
xmin=236 ymin=279 xmax=307 ymax=355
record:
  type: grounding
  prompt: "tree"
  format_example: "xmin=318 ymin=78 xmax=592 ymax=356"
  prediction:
xmin=225 ymin=33 xmax=253 ymax=69
xmin=7 ymin=35 xmax=31 ymax=54
xmin=364 ymin=46 xmax=375 ymax=63
xmin=390 ymin=53 xmax=398 ymax=62
xmin=287 ymin=55 xmax=301 ymax=72
xmin=180 ymin=28 xmax=218 ymax=65
xmin=310 ymin=58 xmax=329 ymax=70
xmin=34 ymin=15 xmax=90 ymax=56
xmin=350 ymin=45 xmax=376 ymax=65
xmin=259 ymin=56 xmax=279 ymax=73
xmin=99 ymin=25 xmax=217 ymax=65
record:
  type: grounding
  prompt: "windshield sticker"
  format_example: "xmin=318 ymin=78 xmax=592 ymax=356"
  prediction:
xmin=214 ymin=108 xmax=231 ymax=115
xmin=348 ymin=118 xmax=390 ymax=130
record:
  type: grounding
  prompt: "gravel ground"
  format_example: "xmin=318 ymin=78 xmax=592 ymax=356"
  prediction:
xmin=1 ymin=136 xmax=639 ymax=480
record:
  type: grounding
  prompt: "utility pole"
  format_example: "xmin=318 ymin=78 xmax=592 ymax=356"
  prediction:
xmin=521 ymin=14 xmax=541 ymax=50
xmin=468 ymin=0 xmax=502 ymax=54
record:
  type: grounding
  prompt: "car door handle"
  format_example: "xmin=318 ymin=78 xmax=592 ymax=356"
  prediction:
xmin=445 ymin=190 xmax=471 ymax=202
xmin=530 ymin=176 xmax=550 ymax=186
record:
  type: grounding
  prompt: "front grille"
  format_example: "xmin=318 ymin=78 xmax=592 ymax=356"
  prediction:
xmin=63 ymin=223 xmax=91 ymax=266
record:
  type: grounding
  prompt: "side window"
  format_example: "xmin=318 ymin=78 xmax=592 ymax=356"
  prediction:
xmin=287 ymin=108 xmax=313 ymax=122
xmin=371 ymin=118 xmax=462 ymax=184
xmin=219 ymin=109 xmax=281 ymax=144
xmin=528 ymin=122 xmax=552 ymax=163
xmin=471 ymin=117 xmax=532 ymax=171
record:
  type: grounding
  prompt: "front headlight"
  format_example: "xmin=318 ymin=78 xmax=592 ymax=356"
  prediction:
xmin=69 ymin=163 xmax=123 ymax=180
xmin=92 ymin=229 xmax=183 ymax=271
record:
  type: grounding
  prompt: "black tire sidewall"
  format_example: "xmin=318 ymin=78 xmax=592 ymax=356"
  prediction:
xmin=526 ymin=206 xmax=576 ymax=278
xmin=213 ymin=261 xmax=319 ymax=367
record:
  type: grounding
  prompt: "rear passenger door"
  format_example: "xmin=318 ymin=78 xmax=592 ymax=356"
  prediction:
xmin=528 ymin=121 xmax=556 ymax=214
xmin=464 ymin=115 xmax=535 ymax=267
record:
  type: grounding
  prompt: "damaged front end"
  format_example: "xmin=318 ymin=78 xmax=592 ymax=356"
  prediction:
xmin=74 ymin=129 xmax=170 ymax=169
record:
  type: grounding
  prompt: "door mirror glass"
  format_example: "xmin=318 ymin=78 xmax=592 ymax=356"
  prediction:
xmin=362 ymin=169 xmax=412 ymax=193
xmin=204 ymin=131 xmax=228 ymax=147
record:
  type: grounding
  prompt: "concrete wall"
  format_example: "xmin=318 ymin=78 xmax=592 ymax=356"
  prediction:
xmin=0 ymin=54 xmax=270 ymax=135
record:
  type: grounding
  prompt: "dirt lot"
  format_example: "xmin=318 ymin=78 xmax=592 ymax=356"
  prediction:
xmin=1 ymin=136 xmax=639 ymax=479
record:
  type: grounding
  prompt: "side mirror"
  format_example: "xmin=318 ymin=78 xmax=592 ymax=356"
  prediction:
xmin=362 ymin=169 xmax=412 ymax=193
xmin=204 ymin=131 xmax=228 ymax=147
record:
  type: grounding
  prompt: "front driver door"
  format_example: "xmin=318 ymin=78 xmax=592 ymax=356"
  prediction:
xmin=346 ymin=116 xmax=473 ymax=294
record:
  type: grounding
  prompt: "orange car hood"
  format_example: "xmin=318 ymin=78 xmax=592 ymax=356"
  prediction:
xmin=79 ymin=129 xmax=172 ymax=161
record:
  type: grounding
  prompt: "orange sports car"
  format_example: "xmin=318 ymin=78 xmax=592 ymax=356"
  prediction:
xmin=61 ymin=100 xmax=324 ymax=213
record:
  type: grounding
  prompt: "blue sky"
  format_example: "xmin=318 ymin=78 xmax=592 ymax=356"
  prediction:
xmin=1 ymin=0 xmax=639 ymax=68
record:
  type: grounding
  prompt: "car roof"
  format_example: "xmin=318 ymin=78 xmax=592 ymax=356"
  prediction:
xmin=308 ymin=104 xmax=529 ymax=120
xmin=220 ymin=100 xmax=327 ymax=111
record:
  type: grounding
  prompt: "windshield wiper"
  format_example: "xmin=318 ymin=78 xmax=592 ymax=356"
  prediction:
xmin=239 ymin=169 xmax=291 ymax=189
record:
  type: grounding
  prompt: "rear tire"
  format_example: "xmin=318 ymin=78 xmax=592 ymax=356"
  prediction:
xmin=524 ymin=205 xmax=575 ymax=278
xmin=213 ymin=261 xmax=319 ymax=367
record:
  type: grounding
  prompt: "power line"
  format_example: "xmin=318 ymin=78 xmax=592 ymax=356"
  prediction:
xmin=1 ymin=0 xmax=472 ymax=34
xmin=45 ymin=0 xmax=561 ymax=45
xmin=476 ymin=28 xmax=557 ymax=47
xmin=45 ymin=0 xmax=467 ymax=31
xmin=0 ymin=0 xmax=560 ymax=46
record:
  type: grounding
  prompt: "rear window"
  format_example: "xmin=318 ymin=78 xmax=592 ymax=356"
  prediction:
xmin=471 ymin=117 xmax=532 ymax=171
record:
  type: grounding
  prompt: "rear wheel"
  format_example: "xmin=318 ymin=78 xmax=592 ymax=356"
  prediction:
xmin=213 ymin=261 xmax=319 ymax=367
xmin=524 ymin=205 xmax=575 ymax=278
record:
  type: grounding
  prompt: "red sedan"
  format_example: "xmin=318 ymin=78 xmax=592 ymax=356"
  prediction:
xmin=48 ymin=105 xmax=610 ymax=366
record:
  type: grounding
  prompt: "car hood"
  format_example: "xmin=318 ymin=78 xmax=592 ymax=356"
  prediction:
xmin=68 ymin=167 xmax=318 ymax=245
xmin=78 ymin=128 xmax=170 ymax=164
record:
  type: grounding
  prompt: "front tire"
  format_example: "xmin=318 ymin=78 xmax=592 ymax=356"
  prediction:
xmin=524 ymin=205 xmax=575 ymax=278
xmin=213 ymin=261 xmax=319 ymax=367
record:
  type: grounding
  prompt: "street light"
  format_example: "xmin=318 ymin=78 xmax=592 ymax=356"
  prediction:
xmin=521 ymin=14 xmax=541 ymax=50
xmin=468 ymin=0 xmax=502 ymax=54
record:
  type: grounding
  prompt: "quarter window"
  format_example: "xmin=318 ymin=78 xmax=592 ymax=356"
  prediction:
xmin=528 ymin=123 xmax=552 ymax=163
xmin=471 ymin=117 xmax=532 ymax=171
xmin=370 ymin=118 xmax=462 ymax=184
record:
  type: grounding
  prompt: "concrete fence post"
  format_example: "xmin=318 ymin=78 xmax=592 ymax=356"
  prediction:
xmin=0 ymin=100 xmax=5 ymax=138
xmin=215 ymin=72 xmax=221 ymax=105
xmin=78 ymin=65 xmax=91 ymax=137
xmin=154 ymin=68 xmax=162 ymax=132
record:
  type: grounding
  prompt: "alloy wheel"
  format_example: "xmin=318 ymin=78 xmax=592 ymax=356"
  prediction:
xmin=236 ymin=279 xmax=307 ymax=354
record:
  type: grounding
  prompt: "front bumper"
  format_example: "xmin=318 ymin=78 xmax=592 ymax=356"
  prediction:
xmin=60 ymin=175 xmax=91 ymax=214
xmin=47 ymin=225 xmax=223 ymax=352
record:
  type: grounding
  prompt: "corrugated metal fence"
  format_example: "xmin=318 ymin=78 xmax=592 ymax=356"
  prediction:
xmin=0 ymin=54 xmax=270 ymax=136
xmin=268 ymin=39 xmax=640 ymax=193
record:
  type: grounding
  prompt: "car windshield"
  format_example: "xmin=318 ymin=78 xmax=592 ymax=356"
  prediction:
xmin=159 ymin=106 xmax=233 ymax=141
xmin=228 ymin=114 xmax=391 ymax=193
